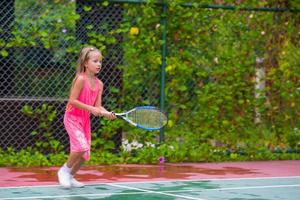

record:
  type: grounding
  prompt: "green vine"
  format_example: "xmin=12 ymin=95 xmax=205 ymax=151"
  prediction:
xmin=1 ymin=0 xmax=299 ymax=165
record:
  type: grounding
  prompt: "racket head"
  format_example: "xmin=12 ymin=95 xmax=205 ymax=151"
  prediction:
xmin=125 ymin=106 xmax=168 ymax=130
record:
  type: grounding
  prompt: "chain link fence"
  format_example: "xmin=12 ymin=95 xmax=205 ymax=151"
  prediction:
xmin=0 ymin=0 xmax=154 ymax=151
xmin=163 ymin=5 xmax=300 ymax=149
xmin=1 ymin=0 xmax=299 ymax=155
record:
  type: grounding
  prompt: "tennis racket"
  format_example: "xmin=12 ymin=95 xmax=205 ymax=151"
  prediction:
xmin=114 ymin=106 xmax=168 ymax=130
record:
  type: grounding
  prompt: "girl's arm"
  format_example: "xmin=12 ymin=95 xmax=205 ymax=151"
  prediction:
xmin=94 ymin=80 xmax=116 ymax=120
xmin=68 ymin=75 xmax=102 ymax=116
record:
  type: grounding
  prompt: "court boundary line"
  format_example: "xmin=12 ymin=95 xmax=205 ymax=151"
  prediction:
xmin=0 ymin=184 xmax=205 ymax=200
xmin=0 ymin=183 xmax=299 ymax=200
xmin=164 ymin=184 xmax=300 ymax=193
xmin=1 ymin=175 xmax=300 ymax=189
xmin=2 ymin=184 xmax=299 ymax=200
xmin=107 ymin=183 xmax=205 ymax=200
xmin=115 ymin=175 xmax=300 ymax=185
xmin=0 ymin=191 xmax=150 ymax=200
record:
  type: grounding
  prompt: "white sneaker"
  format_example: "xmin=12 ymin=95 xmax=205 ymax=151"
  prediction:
xmin=57 ymin=167 xmax=71 ymax=188
xmin=70 ymin=176 xmax=85 ymax=188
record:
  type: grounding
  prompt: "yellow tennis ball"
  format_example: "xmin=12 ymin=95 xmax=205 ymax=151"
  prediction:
xmin=130 ymin=27 xmax=139 ymax=35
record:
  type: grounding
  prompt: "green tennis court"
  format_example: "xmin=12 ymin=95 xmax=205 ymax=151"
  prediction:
xmin=1 ymin=177 xmax=300 ymax=200
xmin=1 ymin=161 xmax=300 ymax=199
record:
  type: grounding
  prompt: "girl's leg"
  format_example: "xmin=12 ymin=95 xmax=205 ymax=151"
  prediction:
xmin=66 ymin=151 xmax=85 ymax=169
xmin=70 ymin=157 xmax=85 ymax=175
xmin=58 ymin=152 xmax=85 ymax=188
xmin=67 ymin=152 xmax=86 ymax=187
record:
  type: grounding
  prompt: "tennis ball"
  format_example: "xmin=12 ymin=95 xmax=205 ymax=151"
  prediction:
xmin=130 ymin=27 xmax=139 ymax=36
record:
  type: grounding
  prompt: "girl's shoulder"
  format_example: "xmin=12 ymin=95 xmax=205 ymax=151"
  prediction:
xmin=72 ymin=73 xmax=85 ymax=87
xmin=77 ymin=74 xmax=86 ymax=82
xmin=96 ymin=78 xmax=104 ymax=87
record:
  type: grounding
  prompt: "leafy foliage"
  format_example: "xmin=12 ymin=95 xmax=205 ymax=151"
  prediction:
xmin=118 ymin=0 xmax=300 ymax=159
xmin=21 ymin=104 xmax=64 ymax=154
xmin=1 ymin=0 xmax=300 ymax=166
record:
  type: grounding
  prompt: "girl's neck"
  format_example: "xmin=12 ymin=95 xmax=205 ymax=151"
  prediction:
xmin=84 ymin=71 xmax=95 ymax=79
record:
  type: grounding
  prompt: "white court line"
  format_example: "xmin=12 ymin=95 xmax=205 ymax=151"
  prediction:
xmin=97 ymin=176 xmax=300 ymax=185
xmin=0 ymin=184 xmax=299 ymax=200
xmin=0 ymin=184 xmax=205 ymax=200
xmin=162 ymin=184 xmax=300 ymax=193
xmin=201 ymin=184 xmax=300 ymax=191
xmin=0 ymin=191 xmax=148 ymax=200
xmin=105 ymin=176 xmax=300 ymax=185
xmin=1 ymin=176 xmax=300 ymax=189
xmin=107 ymin=183 xmax=205 ymax=200
xmin=105 ymin=184 xmax=300 ymax=196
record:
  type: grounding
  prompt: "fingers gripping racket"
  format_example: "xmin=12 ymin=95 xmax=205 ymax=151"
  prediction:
xmin=114 ymin=106 xmax=168 ymax=130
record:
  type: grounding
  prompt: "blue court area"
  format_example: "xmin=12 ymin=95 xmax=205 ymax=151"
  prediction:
xmin=0 ymin=177 xmax=299 ymax=200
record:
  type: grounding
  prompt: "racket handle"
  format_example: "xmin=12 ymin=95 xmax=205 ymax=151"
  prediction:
xmin=112 ymin=112 xmax=122 ymax=118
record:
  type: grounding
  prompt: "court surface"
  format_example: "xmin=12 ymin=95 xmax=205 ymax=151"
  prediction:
xmin=0 ymin=160 xmax=300 ymax=199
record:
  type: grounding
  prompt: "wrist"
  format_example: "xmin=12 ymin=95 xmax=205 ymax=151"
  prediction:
xmin=88 ymin=105 xmax=95 ymax=113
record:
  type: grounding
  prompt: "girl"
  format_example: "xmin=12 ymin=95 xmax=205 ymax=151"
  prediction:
xmin=58 ymin=46 xmax=116 ymax=188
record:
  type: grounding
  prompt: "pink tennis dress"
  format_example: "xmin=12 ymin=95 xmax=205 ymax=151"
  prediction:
xmin=64 ymin=74 xmax=101 ymax=160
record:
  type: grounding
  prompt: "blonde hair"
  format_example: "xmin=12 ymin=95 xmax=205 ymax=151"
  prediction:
xmin=76 ymin=46 xmax=102 ymax=74
xmin=70 ymin=46 xmax=102 ymax=90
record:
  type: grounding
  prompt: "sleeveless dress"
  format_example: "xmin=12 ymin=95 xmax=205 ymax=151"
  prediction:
xmin=63 ymin=74 xmax=101 ymax=160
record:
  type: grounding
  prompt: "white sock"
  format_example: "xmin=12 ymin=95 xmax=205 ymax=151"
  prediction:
xmin=62 ymin=163 xmax=71 ymax=173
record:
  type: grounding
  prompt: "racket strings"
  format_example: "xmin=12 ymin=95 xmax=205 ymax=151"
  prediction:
xmin=128 ymin=109 xmax=167 ymax=129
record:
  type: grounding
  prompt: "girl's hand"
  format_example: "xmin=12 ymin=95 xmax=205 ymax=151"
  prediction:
xmin=102 ymin=111 xmax=116 ymax=120
xmin=90 ymin=107 xmax=102 ymax=116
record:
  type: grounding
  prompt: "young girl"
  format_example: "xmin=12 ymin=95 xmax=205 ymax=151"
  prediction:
xmin=58 ymin=46 xmax=116 ymax=188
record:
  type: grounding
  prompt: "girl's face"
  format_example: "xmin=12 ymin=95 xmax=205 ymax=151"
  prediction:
xmin=85 ymin=51 xmax=102 ymax=75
